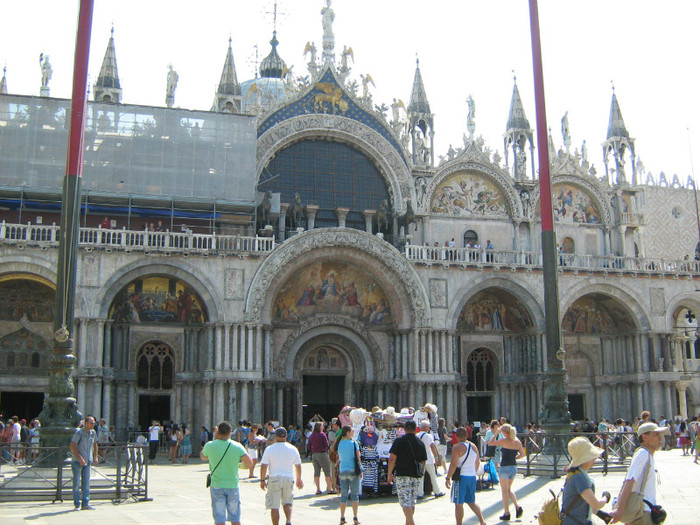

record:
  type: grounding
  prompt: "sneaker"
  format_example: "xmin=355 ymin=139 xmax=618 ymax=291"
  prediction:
xmin=516 ymin=506 xmax=523 ymax=518
xmin=434 ymin=492 xmax=445 ymax=498
xmin=74 ymin=505 xmax=80 ymax=511
xmin=81 ymin=505 xmax=96 ymax=510
xmin=499 ymin=513 xmax=511 ymax=521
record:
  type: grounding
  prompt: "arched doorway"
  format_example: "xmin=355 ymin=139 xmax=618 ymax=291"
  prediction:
xmin=300 ymin=345 xmax=349 ymax=424
xmin=464 ymin=348 xmax=497 ymax=423
xmin=463 ymin=230 xmax=478 ymax=247
xmin=136 ymin=341 xmax=175 ymax=430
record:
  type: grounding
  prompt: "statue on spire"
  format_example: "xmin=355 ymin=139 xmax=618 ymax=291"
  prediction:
xmin=561 ymin=111 xmax=571 ymax=153
xmin=39 ymin=53 xmax=52 ymax=96
xmin=466 ymin=95 xmax=476 ymax=140
xmin=321 ymin=0 xmax=335 ymax=65
xmin=165 ymin=64 xmax=179 ymax=108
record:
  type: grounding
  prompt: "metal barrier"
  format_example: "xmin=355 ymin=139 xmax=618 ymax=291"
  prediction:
xmin=0 ymin=442 xmax=149 ymax=502
xmin=477 ymin=431 xmax=634 ymax=479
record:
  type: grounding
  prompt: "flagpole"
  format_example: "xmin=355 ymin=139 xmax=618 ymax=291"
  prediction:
xmin=40 ymin=0 xmax=94 ymax=447
xmin=527 ymin=0 xmax=571 ymax=451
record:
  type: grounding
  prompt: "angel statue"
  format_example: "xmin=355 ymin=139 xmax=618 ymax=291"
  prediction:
xmin=360 ymin=73 xmax=375 ymax=99
xmin=340 ymin=46 xmax=354 ymax=72
xmin=466 ymin=94 xmax=476 ymax=138
xmin=304 ymin=41 xmax=318 ymax=76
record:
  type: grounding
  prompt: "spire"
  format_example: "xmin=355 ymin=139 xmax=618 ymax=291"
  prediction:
xmin=218 ymin=37 xmax=240 ymax=95
xmin=506 ymin=79 xmax=530 ymax=131
xmin=407 ymin=58 xmax=431 ymax=115
xmin=602 ymin=85 xmax=636 ymax=185
xmin=259 ymin=31 xmax=286 ymax=79
xmin=0 ymin=66 xmax=7 ymax=95
xmin=94 ymin=27 xmax=122 ymax=103
xmin=406 ymin=58 xmax=434 ymax=167
xmin=607 ymin=89 xmax=629 ymax=139
xmin=504 ymin=75 xmax=534 ymax=181
xmin=212 ymin=37 xmax=242 ymax=113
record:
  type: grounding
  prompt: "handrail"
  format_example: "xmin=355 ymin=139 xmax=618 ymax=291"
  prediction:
xmin=405 ymin=243 xmax=700 ymax=275
xmin=0 ymin=221 xmax=275 ymax=255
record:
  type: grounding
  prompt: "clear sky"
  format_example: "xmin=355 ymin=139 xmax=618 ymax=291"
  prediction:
xmin=2 ymin=0 xmax=699 ymax=183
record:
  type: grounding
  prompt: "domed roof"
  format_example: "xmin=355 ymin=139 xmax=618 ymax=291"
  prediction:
xmin=259 ymin=31 xmax=286 ymax=79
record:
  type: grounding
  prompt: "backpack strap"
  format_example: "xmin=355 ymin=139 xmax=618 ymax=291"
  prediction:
xmin=560 ymin=471 xmax=583 ymax=519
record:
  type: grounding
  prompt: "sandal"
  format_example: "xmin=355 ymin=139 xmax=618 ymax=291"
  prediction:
xmin=340 ymin=519 xmax=346 ymax=525
xmin=499 ymin=513 xmax=511 ymax=521
xmin=328 ymin=490 xmax=337 ymax=494
xmin=353 ymin=518 xmax=360 ymax=524
xmin=316 ymin=490 xmax=322 ymax=495
xmin=516 ymin=506 xmax=523 ymax=518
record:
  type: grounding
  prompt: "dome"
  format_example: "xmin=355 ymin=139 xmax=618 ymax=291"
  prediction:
xmin=259 ymin=32 xmax=286 ymax=79
xmin=240 ymin=77 xmax=286 ymax=114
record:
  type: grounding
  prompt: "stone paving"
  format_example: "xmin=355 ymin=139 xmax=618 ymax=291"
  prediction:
xmin=1 ymin=449 xmax=697 ymax=525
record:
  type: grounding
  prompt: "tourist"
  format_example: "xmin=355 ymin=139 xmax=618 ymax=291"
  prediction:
xmin=169 ymin=423 xmax=181 ymax=463
xmin=445 ymin=427 xmax=486 ymax=525
xmin=28 ymin=419 xmax=41 ymax=464
xmin=387 ymin=420 xmax=427 ymax=525
xmin=561 ymin=437 xmax=612 ymax=525
xmin=417 ymin=419 xmax=444 ymax=498
xmin=97 ymin=419 xmax=110 ymax=459
xmin=246 ymin=423 xmax=261 ymax=478
xmin=233 ymin=420 xmax=249 ymax=446
xmin=148 ymin=420 xmax=161 ymax=464
xmin=611 ymin=422 xmax=667 ymax=524
xmin=200 ymin=420 xmax=253 ymax=525
xmin=180 ymin=423 xmax=192 ymax=463
xmin=307 ymin=421 xmax=334 ymax=494
xmin=487 ymin=423 xmax=524 ymax=521
xmin=484 ymin=419 xmax=501 ymax=463
xmin=259 ymin=427 xmax=304 ymax=525
xmin=70 ymin=415 xmax=99 ymax=510
xmin=336 ymin=425 xmax=362 ymax=525
xmin=201 ymin=425 xmax=211 ymax=448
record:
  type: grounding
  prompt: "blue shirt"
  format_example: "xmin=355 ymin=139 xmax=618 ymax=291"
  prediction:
xmin=71 ymin=427 xmax=97 ymax=463
xmin=337 ymin=439 xmax=358 ymax=473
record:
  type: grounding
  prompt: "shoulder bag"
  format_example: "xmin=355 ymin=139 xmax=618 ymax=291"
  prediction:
xmin=408 ymin=435 xmax=425 ymax=478
xmin=353 ymin=441 xmax=363 ymax=476
xmin=206 ymin=441 xmax=231 ymax=488
xmin=451 ymin=442 xmax=472 ymax=481
xmin=613 ymin=450 xmax=654 ymax=524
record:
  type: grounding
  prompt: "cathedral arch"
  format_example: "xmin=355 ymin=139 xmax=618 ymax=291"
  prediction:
xmin=95 ymin=260 xmax=221 ymax=322
xmin=560 ymin=281 xmax=649 ymax=332
xmin=257 ymin=115 xmax=414 ymax=213
xmin=425 ymin=158 xmax=520 ymax=219
xmin=448 ymin=277 xmax=544 ymax=332
xmin=246 ymin=229 xmax=430 ymax=327
xmin=532 ymin=176 xmax=612 ymax=227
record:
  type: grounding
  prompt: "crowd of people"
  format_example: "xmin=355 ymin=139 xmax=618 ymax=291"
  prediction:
xmin=4 ymin=407 xmax=697 ymax=524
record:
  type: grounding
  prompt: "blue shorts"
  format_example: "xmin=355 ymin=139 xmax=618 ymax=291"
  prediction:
xmin=210 ymin=487 xmax=241 ymax=524
xmin=451 ymin=475 xmax=476 ymax=504
xmin=499 ymin=465 xmax=517 ymax=480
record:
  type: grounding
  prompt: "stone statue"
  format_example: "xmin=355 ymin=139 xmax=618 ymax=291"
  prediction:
xmin=321 ymin=0 xmax=335 ymax=41
xmin=339 ymin=46 xmax=353 ymax=73
xmin=40 ymin=54 xmax=52 ymax=89
xmin=304 ymin=41 xmax=317 ymax=65
xmin=581 ymin=139 xmax=588 ymax=165
xmin=520 ymin=189 xmax=531 ymax=217
xmin=360 ymin=74 xmax=375 ymax=99
xmin=466 ymin=94 xmax=476 ymax=138
xmin=561 ymin=111 xmax=571 ymax=152
xmin=166 ymin=65 xmax=179 ymax=97
xmin=415 ymin=176 xmax=427 ymax=206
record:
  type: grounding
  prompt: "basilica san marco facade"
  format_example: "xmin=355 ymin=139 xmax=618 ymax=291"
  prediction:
xmin=1 ymin=15 xmax=700 ymax=437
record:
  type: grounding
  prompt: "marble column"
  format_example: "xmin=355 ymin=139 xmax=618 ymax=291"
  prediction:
xmin=77 ymin=318 xmax=88 ymax=368
xmin=663 ymin=382 xmax=673 ymax=419
xmin=335 ymin=207 xmax=350 ymax=228
xmin=246 ymin=325 xmax=254 ymax=371
xmin=102 ymin=379 xmax=113 ymax=423
xmin=215 ymin=382 xmax=225 ymax=423
xmin=95 ymin=319 xmax=106 ymax=367
xmin=203 ymin=381 xmax=213 ymax=428
xmin=215 ymin=323 xmax=223 ymax=370
xmin=127 ymin=382 xmax=137 ymax=429
xmin=278 ymin=203 xmax=289 ymax=241
xmin=255 ymin=325 xmax=263 ymax=371
xmin=240 ymin=382 xmax=249 ymax=420
xmin=263 ymin=326 xmax=272 ymax=378
xmin=306 ymin=204 xmax=319 ymax=230
xmin=253 ymin=382 xmax=263 ymax=422
xmin=363 ymin=209 xmax=376 ymax=233
xmin=676 ymin=381 xmax=691 ymax=419
xmin=103 ymin=320 xmax=113 ymax=368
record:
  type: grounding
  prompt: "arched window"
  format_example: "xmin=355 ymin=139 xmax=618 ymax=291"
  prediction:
xmin=463 ymin=230 xmax=478 ymax=247
xmin=465 ymin=349 xmax=495 ymax=392
xmin=137 ymin=342 xmax=175 ymax=390
xmin=7 ymin=352 xmax=15 ymax=368
xmin=562 ymin=237 xmax=575 ymax=254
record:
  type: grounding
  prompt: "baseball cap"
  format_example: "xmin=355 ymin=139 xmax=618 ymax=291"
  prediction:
xmin=275 ymin=426 xmax=288 ymax=437
xmin=636 ymin=422 xmax=668 ymax=436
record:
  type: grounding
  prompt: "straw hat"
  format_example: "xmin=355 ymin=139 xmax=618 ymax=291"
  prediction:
xmin=567 ymin=436 xmax=604 ymax=469
xmin=350 ymin=408 xmax=369 ymax=425
xmin=423 ymin=403 xmax=438 ymax=413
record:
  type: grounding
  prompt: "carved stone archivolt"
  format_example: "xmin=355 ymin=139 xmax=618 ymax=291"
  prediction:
xmin=257 ymin=115 xmax=414 ymax=212
xmin=245 ymin=229 xmax=430 ymax=326
xmin=276 ymin=315 xmax=383 ymax=381
xmin=425 ymin=156 xmax=521 ymax=218
xmin=529 ymin=174 xmax=613 ymax=227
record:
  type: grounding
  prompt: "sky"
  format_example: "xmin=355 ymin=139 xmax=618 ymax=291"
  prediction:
xmin=2 ymin=0 xmax=699 ymax=182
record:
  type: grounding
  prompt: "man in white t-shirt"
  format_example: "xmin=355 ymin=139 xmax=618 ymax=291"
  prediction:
xmin=260 ymin=427 xmax=303 ymax=525
xmin=417 ymin=420 xmax=445 ymax=499
xmin=148 ymin=421 xmax=161 ymax=464
xmin=611 ymin=422 xmax=666 ymax=524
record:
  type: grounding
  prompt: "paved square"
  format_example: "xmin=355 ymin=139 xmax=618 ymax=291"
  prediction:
xmin=1 ymin=450 xmax=696 ymax=524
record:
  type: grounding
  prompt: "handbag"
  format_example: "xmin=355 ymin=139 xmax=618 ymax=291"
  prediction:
xmin=535 ymin=472 xmax=582 ymax=525
xmin=408 ymin=436 xmax=425 ymax=478
xmin=353 ymin=441 xmax=363 ymax=475
xmin=451 ymin=441 xmax=471 ymax=481
xmin=613 ymin=450 xmax=653 ymax=523
xmin=644 ymin=499 xmax=667 ymax=524
xmin=206 ymin=441 xmax=231 ymax=488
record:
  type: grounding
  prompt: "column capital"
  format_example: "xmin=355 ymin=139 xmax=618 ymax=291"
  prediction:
xmin=335 ymin=207 xmax=350 ymax=227
xmin=305 ymin=204 xmax=320 ymax=216
xmin=279 ymin=202 xmax=290 ymax=214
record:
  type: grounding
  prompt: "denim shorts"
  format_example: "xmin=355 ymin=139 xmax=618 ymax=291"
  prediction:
xmin=499 ymin=465 xmax=517 ymax=480
xmin=210 ymin=487 xmax=241 ymax=524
